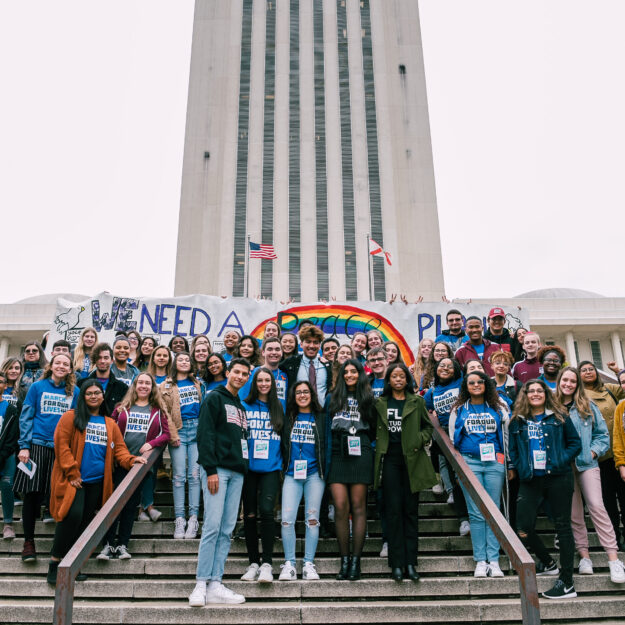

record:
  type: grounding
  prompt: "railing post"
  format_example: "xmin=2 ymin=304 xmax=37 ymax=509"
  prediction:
xmin=53 ymin=565 xmax=75 ymax=625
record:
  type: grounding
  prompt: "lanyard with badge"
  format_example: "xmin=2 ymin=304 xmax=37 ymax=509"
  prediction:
xmin=293 ymin=414 xmax=310 ymax=479
xmin=470 ymin=406 xmax=496 ymax=462
xmin=532 ymin=417 xmax=547 ymax=470
xmin=346 ymin=397 xmax=362 ymax=457
xmin=252 ymin=402 xmax=270 ymax=460
xmin=240 ymin=405 xmax=249 ymax=460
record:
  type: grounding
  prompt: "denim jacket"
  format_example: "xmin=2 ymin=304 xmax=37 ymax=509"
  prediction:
xmin=508 ymin=409 xmax=581 ymax=482
xmin=567 ymin=402 xmax=609 ymax=472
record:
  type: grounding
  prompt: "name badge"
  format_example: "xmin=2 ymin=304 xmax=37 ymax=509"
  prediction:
xmin=479 ymin=443 xmax=496 ymax=462
xmin=253 ymin=439 xmax=269 ymax=460
xmin=347 ymin=436 xmax=361 ymax=457
xmin=533 ymin=449 xmax=546 ymax=470
xmin=294 ymin=459 xmax=308 ymax=480
xmin=241 ymin=439 xmax=249 ymax=460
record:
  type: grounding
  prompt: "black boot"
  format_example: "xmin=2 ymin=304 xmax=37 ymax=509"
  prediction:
xmin=46 ymin=560 xmax=59 ymax=586
xmin=406 ymin=564 xmax=420 ymax=582
xmin=336 ymin=556 xmax=351 ymax=580
xmin=391 ymin=567 xmax=404 ymax=582
xmin=348 ymin=555 xmax=361 ymax=581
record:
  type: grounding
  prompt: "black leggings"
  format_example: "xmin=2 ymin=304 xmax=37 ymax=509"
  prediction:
xmin=50 ymin=482 xmax=103 ymax=560
xmin=242 ymin=470 xmax=281 ymax=565
xmin=22 ymin=492 xmax=44 ymax=542
xmin=516 ymin=473 xmax=575 ymax=586
xmin=599 ymin=458 xmax=625 ymax=542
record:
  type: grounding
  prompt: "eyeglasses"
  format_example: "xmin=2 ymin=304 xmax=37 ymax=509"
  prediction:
xmin=295 ymin=390 xmax=311 ymax=396
xmin=367 ymin=357 xmax=386 ymax=363
xmin=433 ymin=349 xmax=449 ymax=354
xmin=543 ymin=358 xmax=561 ymax=365
xmin=438 ymin=364 xmax=454 ymax=370
xmin=579 ymin=367 xmax=595 ymax=374
xmin=24 ymin=349 xmax=39 ymax=354
xmin=467 ymin=380 xmax=485 ymax=386
xmin=85 ymin=391 xmax=103 ymax=398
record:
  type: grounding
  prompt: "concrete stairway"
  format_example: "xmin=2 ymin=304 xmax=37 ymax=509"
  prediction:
xmin=0 ymin=480 xmax=624 ymax=624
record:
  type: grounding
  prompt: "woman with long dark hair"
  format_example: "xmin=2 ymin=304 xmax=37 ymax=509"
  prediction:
xmin=45 ymin=380 xmax=146 ymax=584
xmin=15 ymin=353 xmax=79 ymax=563
xmin=235 ymin=335 xmax=263 ymax=368
xmin=421 ymin=342 xmax=454 ymax=390
xmin=555 ymin=367 xmax=625 ymax=582
xmin=509 ymin=379 xmax=581 ymax=599
xmin=280 ymin=332 xmax=298 ymax=362
xmin=450 ymin=371 xmax=507 ymax=578
xmin=277 ymin=381 xmax=327 ymax=581
xmin=134 ymin=336 xmax=157 ymax=371
xmin=190 ymin=336 xmax=212 ymax=382
xmin=374 ymin=363 xmax=436 ymax=582
xmin=126 ymin=330 xmax=142 ymax=364
xmin=326 ymin=359 xmax=375 ymax=581
xmin=578 ymin=360 xmax=625 ymax=552
xmin=98 ymin=373 xmax=170 ymax=560
xmin=240 ymin=368 xmax=285 ymax=583
xmin=204 ymin=353 xmax=228 ymax=392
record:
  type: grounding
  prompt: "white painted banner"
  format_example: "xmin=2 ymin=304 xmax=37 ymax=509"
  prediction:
xmin=49 ymin=292 xmax=530 ymax=365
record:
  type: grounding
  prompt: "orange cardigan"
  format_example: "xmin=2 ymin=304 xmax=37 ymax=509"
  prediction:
xmin=50 ymin=410 xmax=137 ymax=522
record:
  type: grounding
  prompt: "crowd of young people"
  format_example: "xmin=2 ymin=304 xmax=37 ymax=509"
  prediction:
xmin=1 ymin=306 xmax=624 ymax=605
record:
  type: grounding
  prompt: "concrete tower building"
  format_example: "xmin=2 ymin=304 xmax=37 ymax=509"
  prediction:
xmin=174 ymin=0 xmax=445 ymax=302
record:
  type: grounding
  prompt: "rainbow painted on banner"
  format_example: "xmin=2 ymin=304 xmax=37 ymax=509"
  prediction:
xmin=250 ymin=304 xmax=414 ymax=365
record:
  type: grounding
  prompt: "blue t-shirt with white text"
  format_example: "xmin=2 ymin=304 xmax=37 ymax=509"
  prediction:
xmin=287 ymin=412 xmax=318 ymax=477
xmin=177 ymin=379 xmax=200 ymax=420
xmin=80 ymin=416 xmax=107 ymax=483
xmin=242 ymin=399 xmax=283 ymax=473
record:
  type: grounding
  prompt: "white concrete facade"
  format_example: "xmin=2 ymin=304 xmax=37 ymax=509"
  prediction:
xmin=174 ymin=0 xmax=445 ymax=302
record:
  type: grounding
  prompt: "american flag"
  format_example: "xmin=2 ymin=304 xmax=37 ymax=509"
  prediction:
xmin=249 ymin=241 xmax=277 ymax=259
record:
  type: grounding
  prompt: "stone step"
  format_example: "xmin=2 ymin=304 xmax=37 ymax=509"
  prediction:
xmin=0 ymin=552 xmax=620 ymax=578
xmin=0 ymin=595 xmax=624 ymax=624
xmin=0 ymin=574 xmax=622 ymax=601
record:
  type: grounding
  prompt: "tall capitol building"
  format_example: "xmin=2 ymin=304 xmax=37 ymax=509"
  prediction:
xmin=174 ymin=0 xmax=445 ymax=302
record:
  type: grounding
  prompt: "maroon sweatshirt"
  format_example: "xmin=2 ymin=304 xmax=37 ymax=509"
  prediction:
xmin=511 ymin=357 xmax=542 ymax=384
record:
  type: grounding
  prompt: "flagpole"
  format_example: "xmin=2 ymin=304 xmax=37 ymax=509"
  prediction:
xmin=245 ymin=234 xmax=250 ymax=299
xmin=367 ymin=233 xmax=373 ymax=301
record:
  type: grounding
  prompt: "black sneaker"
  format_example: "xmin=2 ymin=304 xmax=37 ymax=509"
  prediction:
xmin=542 ymin=579 xmax=577 ymax=599
xmin=536 ymin=560 xmax=559 ymax=576
xmin=46 ymin=561 xmax=59 ymax=585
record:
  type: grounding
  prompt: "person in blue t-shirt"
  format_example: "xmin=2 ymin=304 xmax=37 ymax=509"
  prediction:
xmin=424 ymin=357 xmax=462 ymax=499
xmin=147 ymin=345 xmax=172 ymax=385
xmin=278 ymin=380 xmax=327 ymax=581
xmin=204 ymin=353 xmax=228 ymax=392
xmin=15 ymin=353 xmax=79 ymax=563
xmin=537 ymin=346 xmax=565 ymax=392
xmin=451 ymin=371 xmax=507 ymax=578
xmin=367 ymin=347 xmax=387 ymax=399
xmin=240 ymin=367 xmax=285 ymax=583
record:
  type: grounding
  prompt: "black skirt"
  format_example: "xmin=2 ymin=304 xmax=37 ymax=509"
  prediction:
xmin=13 ymin=444 xmax=55 ymax=498
xmin=327 ymin=433 xmax=373 ymax=485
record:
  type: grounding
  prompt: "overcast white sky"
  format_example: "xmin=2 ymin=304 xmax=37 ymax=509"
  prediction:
xmin=1 ymin=1 xmax=624 ymax=303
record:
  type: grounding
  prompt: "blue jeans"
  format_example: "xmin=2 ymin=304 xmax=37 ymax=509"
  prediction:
xmin=0 ymin=454 xmax=16 ymax=523
xmin=196 ymin=467 xmax=244 ymax=581
xmin=459 ymin=455 xmax=505 ymax=562
xmin=169 ymin=418 xmax=200 ymax=518
xmin=140 ymin=464 xmax=157 ymax=509
xmin=281 ymin=472 xmax=325 ymax=563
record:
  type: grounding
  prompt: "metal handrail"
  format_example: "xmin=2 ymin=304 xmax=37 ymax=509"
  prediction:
xmin=431 ymin=415 xmax=541 ymax=625
xmin=53 ymin=447 xmax=161 ymax=625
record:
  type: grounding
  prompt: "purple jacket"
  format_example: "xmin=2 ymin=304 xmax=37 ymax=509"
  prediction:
xmin=112 ymin=406 xmax=171 ymax=449
xmin=511 ymin=358 xmax=542 ymax=384
xmin=454 ymin=339 xmax=499 ymax=377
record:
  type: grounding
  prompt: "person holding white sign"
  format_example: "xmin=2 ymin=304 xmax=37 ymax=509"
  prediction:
xmin=508 ymin=379 xmax=581 ymax=600
xmin=240 ymin=368 xmax=285 ymax=583
xmin=451 ymin=371 xmax=508 ymax=578
xmin=279 ymin=380 xmax=327 ymax=581
xmin=326 ymin=359 xmax=375 ymax=581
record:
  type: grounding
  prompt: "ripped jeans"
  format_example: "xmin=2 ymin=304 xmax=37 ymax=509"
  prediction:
xmin=281 ymin=472 xmax=325 ymax=564
xmin=169 ymin=418 xmax=200 ymax=518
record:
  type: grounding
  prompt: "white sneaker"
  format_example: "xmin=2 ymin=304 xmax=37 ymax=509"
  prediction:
xmin=188 ymin=581 xmax=207 ymax=607
xmin=258 ymin=562 xmax=273 ymax=583
xmin=328 ymin=504 xmax=335 ymax=522
xmin=488 ymin=560 xmax=504 ymax=577
xmin=474 ymin=561 xmax=489 ymax=577
xmin=206 ymin=582 xmax=245 ymax=604
xmin=241 ymin=563 xmax=260 ymax=581
xmin=432 ymin=482 xmax=444 ymax=495
xmin=578 ymin=557 xmax=593 ymax=575
xmin=137 ymin=509 xmax=150 ymax=522
xmin=96 ymin=544 xmax=116 ymax=561
xmin=147 ymin=507 xmax=162 ymax=522
xmin=116 ymin=545 xmax=131 ymax=560
xmin=185 ymin=515 xmax=199 ymax=539
xmin=278 ymin=560 xmax=297 ymax=581
xmin=379 ymin=542 xmax=388 ymax=558
xmin=459 ymin=521 xmax=471 ymax=536
xmin=174 ymin=517 xmax=186 ymax=539
xmin=446 ymin=492 xmax=455 ymax=505
xmin=302 ymin=561 xmax=320 ymax=580
xmin=608 ymin=559 xmax=625 ymax=583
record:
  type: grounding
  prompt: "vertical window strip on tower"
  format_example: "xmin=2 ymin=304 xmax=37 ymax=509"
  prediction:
xmin=233 ymin=0 xmax=255 ymax=296
xmin=336 ymin=0 xmax=357 ymax=300
xmin=314 ymin=0 xmax=329 ymax=300
xmin=289 ymin=0 xmax=301 ymax=300
xmin=261 ymin=1 xmax=276 ymax=297
xmin=360 ymin=0 xmax=386 ymax=301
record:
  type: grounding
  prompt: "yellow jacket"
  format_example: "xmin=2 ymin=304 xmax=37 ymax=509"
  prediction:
xmin=613 ymin=400 xmax=625 ymax=468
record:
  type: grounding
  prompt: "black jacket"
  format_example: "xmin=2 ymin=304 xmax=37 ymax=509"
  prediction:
xmin=279 ymin=355 xmax=332 ymax=395
xmin=78 ymin=370 xmax=128 ymax=417
xmin=282 ymin=410 xmax=328 ymax=480
xmin=197 ymin=384 xmax=249 ymax=477
xmin=0 ymin=404 xmax=19 ymax=472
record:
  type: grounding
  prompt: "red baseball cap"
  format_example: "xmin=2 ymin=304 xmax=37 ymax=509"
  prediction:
xmin=488 ymin=307 xmax=505 ymax=318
